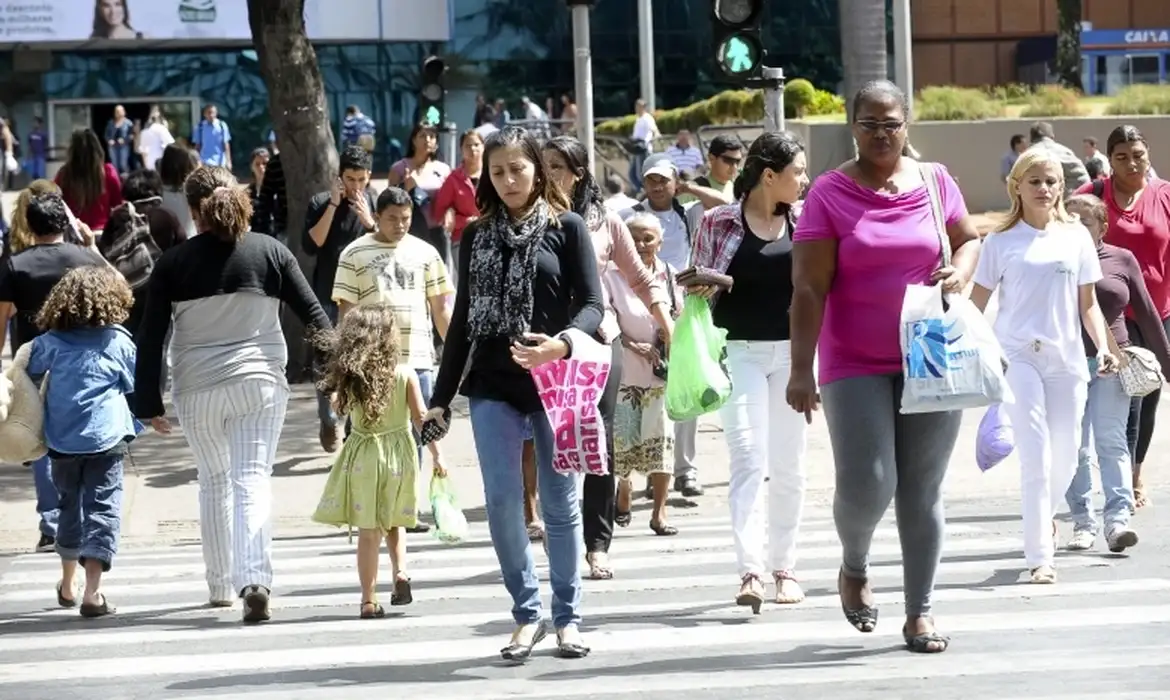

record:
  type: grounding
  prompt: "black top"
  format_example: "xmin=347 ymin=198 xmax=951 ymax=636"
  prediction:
xmin=133 ymin=232 xmax=331 ymax=418
xmin=302 ymin=189 xmax=376 ymax=303
xmin=711 ymin=214 xmax=794 ymax=341
xmin=253 ymin=154 xmax=287 ymax=235
xmin=0 ymin=242 xmax=107 ymax=349
xmin=431 ymin=212 xmax=604 ymax=415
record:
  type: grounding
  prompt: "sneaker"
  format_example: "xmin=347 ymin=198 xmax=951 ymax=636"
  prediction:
xmin=240 ymin=585 xmax=271 ymax=623
xmin=1066 ymin=529 xmax=1096 ymax=551
xmin=674 ymin=477 xmax=704 ymax=498
xmin=1106 ymin=526 xmax=1139 ymax=553
xmin=35 ymin=534 xmax=55 ymax=553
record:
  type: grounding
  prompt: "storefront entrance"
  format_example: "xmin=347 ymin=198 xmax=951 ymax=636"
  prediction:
xmin=1081 ymin=29 xmax=1169 ymax=95
xmin=46 ymin=98 xmax=200 ymax=167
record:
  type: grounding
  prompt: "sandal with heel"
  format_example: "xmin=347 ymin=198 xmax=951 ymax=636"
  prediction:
xmin=359 ymin=601 xmax=385 ymax=618
xmin=735 ymin=573 xmax=765 ymax=614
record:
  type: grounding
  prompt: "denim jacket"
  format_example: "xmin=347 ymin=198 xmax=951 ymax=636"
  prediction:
xmin=27 ymin=325 xmax=137 ymax=455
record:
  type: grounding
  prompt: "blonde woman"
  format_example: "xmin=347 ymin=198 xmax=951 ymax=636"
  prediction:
xmin=969 ymin=148 xmax=1118 ymax=585
xmin=5 ymin=180 xmax=62 ymax=259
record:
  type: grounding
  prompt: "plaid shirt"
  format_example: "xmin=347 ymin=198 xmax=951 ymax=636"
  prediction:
xmin=690 ymin=201 xmax=800 ymax=275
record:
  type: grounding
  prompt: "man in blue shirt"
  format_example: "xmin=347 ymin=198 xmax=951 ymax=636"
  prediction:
xmin=192 ymin=104 xmax=232 ymax=168
xmin=340 ymin=105 xmax=376 ymax=152
xmin=25 ymin=116 xmax=47 ymax=180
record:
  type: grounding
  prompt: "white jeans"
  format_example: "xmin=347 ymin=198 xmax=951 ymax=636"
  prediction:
xmin=1002 ymin=343 xmax=1087 ymax=569
xmin=719 ymin=340 xmax=808 ymax=577
xmin=174 ymin=377 xmax=289 ymax=600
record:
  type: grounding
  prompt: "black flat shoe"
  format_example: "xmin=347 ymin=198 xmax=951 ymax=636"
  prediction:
xmin=56 ymin=581 xmax=76 ymax=609
xmin=556 ymin=626 xmax=590 ymax=658
xmin=501 ymin=620 xmax=548 ymax=661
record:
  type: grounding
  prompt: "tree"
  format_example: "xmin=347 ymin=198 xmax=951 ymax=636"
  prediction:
xmin=838 ymin=0 xmax=888 ymax=122
xmin=247 ymin=0 xmax=336 ymax=378
xmin=1054 ymin=0 xmax=1083 ymax=90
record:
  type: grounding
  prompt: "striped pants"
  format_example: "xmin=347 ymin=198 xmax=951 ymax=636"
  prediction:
xmin=174 ymin=377 xmax=289 ymax=601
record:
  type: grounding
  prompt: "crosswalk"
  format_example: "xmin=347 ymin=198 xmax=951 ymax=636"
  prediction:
xmin=0 ymin=501 xmax=1166 ymax=699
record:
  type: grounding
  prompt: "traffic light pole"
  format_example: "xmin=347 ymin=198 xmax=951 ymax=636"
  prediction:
xmin=568 ymin=0 xmax=596 ymax=175
xmin=760 ymin=65 xmax=786 ymax=133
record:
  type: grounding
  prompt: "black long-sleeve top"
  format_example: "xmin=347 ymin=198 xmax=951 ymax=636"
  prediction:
xmin=430 ymin=211 xmax=604 ymax=415
xmin=253 ymin=154 xmax=288 ymax=235
xmin=134 ymin=232 xmax=331 ymax=418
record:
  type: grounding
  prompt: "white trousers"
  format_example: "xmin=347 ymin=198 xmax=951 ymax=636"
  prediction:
xmin=174 ymin=377 xmax=289 ymax=600
xmin=1001 ymin=345 xmax=1087 ymax=569
xmin=719 ymin=340 xmax=809 ymax=577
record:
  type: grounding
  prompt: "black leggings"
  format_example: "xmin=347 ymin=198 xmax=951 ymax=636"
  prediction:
xmin=1124 ymin=316 xmax=1170 ymax=465
xmin=582 ymin=337 xmax=623 ymax=554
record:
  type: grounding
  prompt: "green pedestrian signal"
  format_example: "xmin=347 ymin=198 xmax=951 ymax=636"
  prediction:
xmin=424 ymin=105 xmax=441 ymax=125
xmin=720 ymin=35 xmax=757 ymax=74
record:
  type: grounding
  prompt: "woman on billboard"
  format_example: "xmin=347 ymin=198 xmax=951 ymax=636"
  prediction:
xmin=92 ymin=0 xmax=144 ymax=39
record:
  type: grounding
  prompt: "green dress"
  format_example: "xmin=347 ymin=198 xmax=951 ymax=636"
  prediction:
xmin=312 ymin=366 xmax=419 ymax=530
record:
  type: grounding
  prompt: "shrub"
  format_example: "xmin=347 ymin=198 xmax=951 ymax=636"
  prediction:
xmin=595 ymin=81 xmax=844 ymax=137
xmin=983 ymin=83 xmax=1034 ymax=103
xmin=1020 ymin=85 xmax=1085 ymax=117
xmin=916 ymin=86 xmax=1005 ymax=121
xmin=1107 ymin=85 xmax=1170 ymax=115
xmin=784 ymin=79 xmax=817 ymax=116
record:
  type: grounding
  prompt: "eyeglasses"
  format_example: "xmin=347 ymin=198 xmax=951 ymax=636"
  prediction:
xmin=855 ymin=120 xmax=906 ymax=134
xmin=719 ymin=155 xmax=743 ymax=166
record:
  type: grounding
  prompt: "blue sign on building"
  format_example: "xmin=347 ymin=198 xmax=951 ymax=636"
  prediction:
xmin=1080 ymin=28 xmax=1170 ymax=95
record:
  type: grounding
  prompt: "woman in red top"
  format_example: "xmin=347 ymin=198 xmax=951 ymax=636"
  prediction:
xmin=55 ymin=128 xmax=123 ymax=232
xmin=433 ymin=129 xmax=484 ymax=285
xmin=1075 ymin=124 xmax=1170 ymax=508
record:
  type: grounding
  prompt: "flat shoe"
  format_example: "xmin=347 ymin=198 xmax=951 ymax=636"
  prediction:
xmin=79 ymin=594 xmax=115 ymax=618
xmin=56 ymin=581 xmax=76 ymax=609
xmin=501 ymin=620 xmax=548 ymax=661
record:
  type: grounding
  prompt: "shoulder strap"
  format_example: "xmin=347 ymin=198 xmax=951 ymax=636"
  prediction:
xmin=673 ymin=200 xmax=693 ymax=244
xmin=919 ymin=162 xmax=951 ymax=268
xmin=632 ymin=202 xmax=646 ymax=213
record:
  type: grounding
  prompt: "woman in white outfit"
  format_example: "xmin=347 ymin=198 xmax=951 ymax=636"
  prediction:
xmin=969 ymin=148 xmax=1118 ymax=585
xmin=684 ymin=131 xmax=811 ymax=611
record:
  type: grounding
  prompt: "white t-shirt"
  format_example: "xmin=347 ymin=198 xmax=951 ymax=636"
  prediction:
xmin=631 ymin=113 xmax=658 ymax=149
xmin=618 ymin=202 xmax=701 ymax=272
xmin=972 ymin=219 xmax=1103 ymax=379
xmin=139 ymin=122 xmax=175 ymax=170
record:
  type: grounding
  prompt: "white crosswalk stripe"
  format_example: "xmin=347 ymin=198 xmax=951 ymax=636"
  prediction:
xmin=0 ymin=504 xmax=1165 ymax=699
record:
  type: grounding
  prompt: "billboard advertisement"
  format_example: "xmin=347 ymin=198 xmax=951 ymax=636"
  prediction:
xmin=0 ymin=0 xmax=449 ymax=44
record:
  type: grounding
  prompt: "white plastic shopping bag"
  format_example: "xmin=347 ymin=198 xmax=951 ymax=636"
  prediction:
xmin=899 ymin=284 xmax=1009 ymax=414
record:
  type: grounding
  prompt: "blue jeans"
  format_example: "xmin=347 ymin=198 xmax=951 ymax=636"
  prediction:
xmin=33 ymin=455 xmax=59 ymax=538
xmin=1066 ymin=360 xmax=1133 ymax=533
xmin=109 ymin=144 xmax=130 ymax=174
xmin=469 ymin=397 xmax=582 ymax=629
xmin=52 ymin=451 xmax=124 ymax=570
xmin=413 ymin=368 xmax=433 ymax=466
xmin=24 ymin=156 xmax=45 ymax=180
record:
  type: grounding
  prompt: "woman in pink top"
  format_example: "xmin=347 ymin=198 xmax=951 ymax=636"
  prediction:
xmin=543 ymin=135 xmax=673 ymax=580
xmin=433 ymin=129 xmax=484 ymax=287
xmin=787 ymin=80 xmax=982 ymax=654
xmin=55 ymin=128 xmax=123 ymax=232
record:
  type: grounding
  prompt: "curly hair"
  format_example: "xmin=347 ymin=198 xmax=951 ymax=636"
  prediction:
xmin=36 ymin=265 xmax=133 ymax=332
xmin=316 ymin=304 xmax=402 ymax=424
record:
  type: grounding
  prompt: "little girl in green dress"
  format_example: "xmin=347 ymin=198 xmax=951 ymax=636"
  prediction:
xmin=312 ymin=303 xmax=439 ymax=618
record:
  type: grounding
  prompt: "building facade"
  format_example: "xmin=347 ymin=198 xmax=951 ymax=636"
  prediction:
xmin=913 ymin=0 xmax=1170 ymax=89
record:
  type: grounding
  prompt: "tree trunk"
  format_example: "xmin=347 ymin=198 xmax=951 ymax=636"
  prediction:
xmin=247 ymin=0 xmax=337 ymax=380
xmin=1054 ymin=0 xmax=1082 ymax=90
xmin=838 ymin=0 xmax=888 ymax=123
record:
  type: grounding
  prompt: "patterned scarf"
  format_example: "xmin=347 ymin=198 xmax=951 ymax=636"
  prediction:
xmin=467 ymin=198 xmax=551 ymax=339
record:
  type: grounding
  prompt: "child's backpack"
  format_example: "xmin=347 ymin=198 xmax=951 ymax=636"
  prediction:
xmin=100 ymin=200 xmax=162 ymax=291
xmin=0 ymin=342 xmax=46 ymax=464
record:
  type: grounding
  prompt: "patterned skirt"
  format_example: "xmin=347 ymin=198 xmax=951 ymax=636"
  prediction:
xmin=611 ymin=383 xmax=674 ymax=478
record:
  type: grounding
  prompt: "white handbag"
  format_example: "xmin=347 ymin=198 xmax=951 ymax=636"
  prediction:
xmin=1118 ymin=346 xmax=1163 ymax=397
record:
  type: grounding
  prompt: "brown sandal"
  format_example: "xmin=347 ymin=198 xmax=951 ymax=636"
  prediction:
xmin=360 ymin=601 xmax=385 ymax=618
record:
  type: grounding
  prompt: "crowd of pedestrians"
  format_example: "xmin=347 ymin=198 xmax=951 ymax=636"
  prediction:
xmin=1 ymin=78 xmax=1166 ymax=665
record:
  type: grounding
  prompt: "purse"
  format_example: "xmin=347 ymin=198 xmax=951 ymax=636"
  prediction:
xmin=1118 ymin=346 xmax=1163 ymax=397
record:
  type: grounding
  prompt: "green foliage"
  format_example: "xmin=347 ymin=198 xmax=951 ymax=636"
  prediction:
xmin=915 ymin=86 xmax=1005 ymax=121
xmin=1106 ymin=85 xmax=1170 ymax=115
xmin=784 ymin=79 xmax=817 ymax=116
xmin=982 ymin=83 xmax=1035 ymax=103
xmin=807 ymin=89 xmax=846 ymax=116
xmin=1019 ymin=85 xmax=1085 ymax=117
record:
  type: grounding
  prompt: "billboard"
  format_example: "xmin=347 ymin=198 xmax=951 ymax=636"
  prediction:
xmin=0 ymin=0 xmax=449 ymax=44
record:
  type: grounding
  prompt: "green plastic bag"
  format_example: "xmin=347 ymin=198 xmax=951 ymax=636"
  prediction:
xmin=665 ymin=295 xmax=732 ymax=421
xmin=429 ymin=474 xmax=469 ymax=544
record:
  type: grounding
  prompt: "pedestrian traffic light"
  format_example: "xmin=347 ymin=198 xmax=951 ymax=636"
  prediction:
xmin=419 ymin=55 xmax=446 ymax=126
xmin=712 ymin=0 xmax=764 ymax=81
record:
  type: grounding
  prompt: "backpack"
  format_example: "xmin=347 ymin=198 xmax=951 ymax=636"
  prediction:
xmin=100 ymin=200 xmax=161 ymax=290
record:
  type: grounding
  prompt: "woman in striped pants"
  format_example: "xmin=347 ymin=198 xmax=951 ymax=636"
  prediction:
xmin=134 ymin=167 xmax=331 ymax=623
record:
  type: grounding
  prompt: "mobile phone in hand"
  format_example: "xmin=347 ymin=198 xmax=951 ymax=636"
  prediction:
xmin=418 ymin=408 xmax=451 ymax=447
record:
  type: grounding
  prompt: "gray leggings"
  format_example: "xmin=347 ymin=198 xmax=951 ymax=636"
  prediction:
xmin=821 ymin=373 xmax=962 ymax=617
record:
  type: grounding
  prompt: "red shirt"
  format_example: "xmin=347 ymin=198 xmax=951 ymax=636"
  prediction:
xmin=1076 ymin=177 xmax=1170 ymax=320
xmin=431 ymin=164 xmax=480 ymax=244
xmin=56 ymin=162 xmax=124 ymax=232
